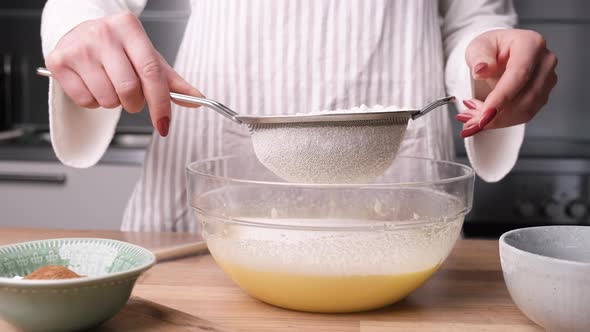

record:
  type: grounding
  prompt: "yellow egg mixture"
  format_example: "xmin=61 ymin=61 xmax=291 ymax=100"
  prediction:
xmin=205 ymin=216 xmax=461 ymax=313
xmin=217 ymin=260 xmax=439 ymax=313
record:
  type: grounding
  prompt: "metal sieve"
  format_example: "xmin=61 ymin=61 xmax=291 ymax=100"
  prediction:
xmin=37 ymin=67 xmax=453 ymax=184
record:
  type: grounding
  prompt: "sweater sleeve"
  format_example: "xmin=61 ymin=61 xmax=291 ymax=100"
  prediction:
xmin=41 ymin=0 xmax=147 ymax=168
xmin=440 ymin=0 xmax=524 ymax=182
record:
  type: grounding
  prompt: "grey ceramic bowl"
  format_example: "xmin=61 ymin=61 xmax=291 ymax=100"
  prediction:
xmin=500 ymin=226 xmax=590 ymax=332
xmin=0 ymin=238 xmax=155 ymax=332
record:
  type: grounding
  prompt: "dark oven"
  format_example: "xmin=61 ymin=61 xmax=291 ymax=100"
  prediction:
xmin=0 ymin=54 xmax=19 ymax=132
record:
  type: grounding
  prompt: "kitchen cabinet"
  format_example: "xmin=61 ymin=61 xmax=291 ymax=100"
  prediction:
xmin=0 ymin=161 xmax=141 ymax=230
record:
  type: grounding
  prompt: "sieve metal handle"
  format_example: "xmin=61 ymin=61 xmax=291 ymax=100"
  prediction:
xmin=169 ymin=92 xmax=241 ymax=124
xmin=411 ymin=96 xmax=456 ymax=120
xmin=36 ymin=67 xmax=242 ymax=124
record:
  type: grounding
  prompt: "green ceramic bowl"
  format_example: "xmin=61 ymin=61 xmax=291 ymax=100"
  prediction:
xmin=0 ymin=238 xmax=155 ymax=332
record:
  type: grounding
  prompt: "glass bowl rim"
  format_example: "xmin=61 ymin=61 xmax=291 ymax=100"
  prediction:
xmin=186 ymin=155 xmax=475 ymax=188
xmin=191 ymin=206 xmax=468 ymax=232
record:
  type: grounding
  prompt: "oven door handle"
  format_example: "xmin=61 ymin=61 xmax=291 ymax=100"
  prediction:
xmin=0 ymin=172 xmax=67 ymax=185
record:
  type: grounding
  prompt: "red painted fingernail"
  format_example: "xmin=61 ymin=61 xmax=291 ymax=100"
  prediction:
xmin=473 ymin=62 xmax=488 ymax=75
xmin=456 ymin=113 xmax=473 ymax=122
xmin=478 ymin=108 xmax=498 ymax=129
xmin=461 ymin=125 xmax=482 ymax=138
xmin=157 ymin=117 xmax=170 ymax=137
xmin=462 ymin=100 xmax=477 ymax=109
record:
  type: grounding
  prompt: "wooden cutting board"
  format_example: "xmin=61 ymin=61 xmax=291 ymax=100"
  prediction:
xmin=0 ymin=297 xmax=232 ymax=332
xmin=92 ymin=297 xmax=233 ymax=332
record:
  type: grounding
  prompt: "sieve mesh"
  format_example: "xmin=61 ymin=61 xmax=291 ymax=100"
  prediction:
xmin=250 ymin=118 xmax=409 ymax=184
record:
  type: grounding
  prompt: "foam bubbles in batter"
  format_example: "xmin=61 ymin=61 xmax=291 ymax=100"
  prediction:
xmin=203 ymin=216 xmax=463 ymax=276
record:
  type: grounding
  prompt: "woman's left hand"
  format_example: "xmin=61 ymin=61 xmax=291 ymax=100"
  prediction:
xmin=457 ymin=29 xmax=558 ymax=138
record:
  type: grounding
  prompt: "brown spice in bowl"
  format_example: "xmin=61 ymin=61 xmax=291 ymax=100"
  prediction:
xmin=23 ymin=265 xmax=84 ymax=280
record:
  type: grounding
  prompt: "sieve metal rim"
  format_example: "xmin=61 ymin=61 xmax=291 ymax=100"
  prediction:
xmin=235 ymin=111 xmax=415 ymax=125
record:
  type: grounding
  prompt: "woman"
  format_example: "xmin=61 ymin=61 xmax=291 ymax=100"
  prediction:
xmin=41 ymin=0 xmax=557 ymax=232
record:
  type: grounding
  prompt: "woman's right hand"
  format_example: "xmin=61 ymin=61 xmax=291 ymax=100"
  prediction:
xmin=45 ymin=12 xmax=203 ymax=137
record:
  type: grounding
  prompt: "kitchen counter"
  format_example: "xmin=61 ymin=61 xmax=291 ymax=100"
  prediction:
xmin=0 ymin=228 xmax=541 ymax=331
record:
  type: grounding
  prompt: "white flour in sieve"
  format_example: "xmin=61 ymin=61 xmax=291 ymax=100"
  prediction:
xmin=295 ymin=104 xmax=407 ymax=115
xmin=251 ymin=104 xmax=410 ymax=184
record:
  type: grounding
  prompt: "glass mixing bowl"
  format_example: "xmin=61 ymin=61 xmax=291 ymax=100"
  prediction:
xmin=187 ymin=155 xmax=474 ymax=313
